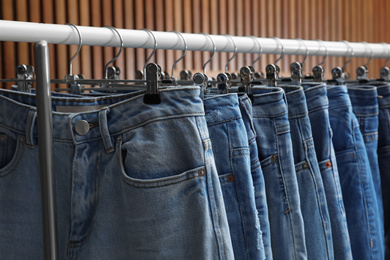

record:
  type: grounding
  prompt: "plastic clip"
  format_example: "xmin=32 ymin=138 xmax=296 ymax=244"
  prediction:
xmin=144 ymin=63 xmax=161 ymax=104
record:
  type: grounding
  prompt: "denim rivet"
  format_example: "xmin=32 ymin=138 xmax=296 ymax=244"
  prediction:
xmin=117 ymin=136 xmax=122 ymax=142
xmin=19 ymin=136 xmax=25 ymax=142
xmin=227 ymin=174 xmax=235 ymax=182
xmin=271 ymin=154 xmax=277 ymax=162
xmin=302 ymin=162 xmax=309 ymax=169
xmin=198 ymin=169 xmax=206 ymax=176
xmin=0 ymin=135 xmax=6 ymax=142
xmin=325 ymin=161 xmax=332 ymax=168
xmin=75 ymin=120 xmax=90 ymax=136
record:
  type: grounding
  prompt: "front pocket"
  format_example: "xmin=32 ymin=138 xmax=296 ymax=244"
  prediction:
xmin=0 ymin=134 xmax=25 ymax=178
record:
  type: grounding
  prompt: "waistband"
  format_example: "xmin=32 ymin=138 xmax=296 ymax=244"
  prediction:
xmin=0 ymin=87 xmax=205 ymax=151
xmin=326 ymin=85 xmax=352 ymax=109
xmin=203 ymin=93 xmax=241 ymax=125
xmin=347 ymin=86 xmax=378 ymax=116
xmin=278 ymin=85 xmax=309 ymax=119
xmin=251 ymin=86 xmax=288 ymax=117
xmin=303 ymin=84 xmax=329 ymax=113
xmin=376 ymin=84 xmax=390 ymax=108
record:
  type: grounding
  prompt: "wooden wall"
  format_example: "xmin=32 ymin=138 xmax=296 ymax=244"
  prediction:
xmin=0 ymin=0 xmax=389 ymax=89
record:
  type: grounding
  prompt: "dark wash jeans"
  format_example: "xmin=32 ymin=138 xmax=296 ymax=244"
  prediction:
xmin=303 ymin=83 xmax=352 ymax=260
xmin=251 ymin=86 xmax=307 ymax=260
xmin=377 ymin=83 xmax=390 ymax=260
xmin=281 ymin=85 xmax=334 ymax=260
xmin=328 ymin=85 xmax=383 ymax=260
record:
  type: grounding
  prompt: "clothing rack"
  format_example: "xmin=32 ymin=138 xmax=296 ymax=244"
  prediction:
xmin=0 ymin=19 xmax=389 ymax=260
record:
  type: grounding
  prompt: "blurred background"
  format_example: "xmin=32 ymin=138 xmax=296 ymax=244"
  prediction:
xmin=0 ymin=0 xmax=388 ymax=88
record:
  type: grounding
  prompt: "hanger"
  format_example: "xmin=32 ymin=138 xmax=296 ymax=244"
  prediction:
xmin=64 ymin=23 xmax=85 ymax=94
xmin=13 ymin=64 xmax=34 ymax=92
xmin=193 ymin=33 xmax=216 ymax=99
xmin=290 ymin=39 xmax=308 ymax=86
xmin=380 ymin=43 xmax=390 ymax=81
xmin=248 ymin=36 xmax=264 ymax=79
xmin=266 ymin=37 xmax=284 ymax=86
xmin=355 ymin=41 xmax=372 ymax=82
xmin=104 ymin=26 xmax=124 ymax=81
xmin=312 ymin=40 xmax=327 ymax=82
xmin=330 ymin=40 xmax=354 ymax=85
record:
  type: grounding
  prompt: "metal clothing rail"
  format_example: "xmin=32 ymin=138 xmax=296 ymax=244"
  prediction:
xmin=1 ymin=19 xmax=390 ymax=260
xmin=0 ymin=20 xmax=390 ymax=58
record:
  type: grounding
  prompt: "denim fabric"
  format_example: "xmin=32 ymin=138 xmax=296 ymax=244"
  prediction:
xmin=251 ymin=86 xmax=307 ymax=260
xmin=377 ymin=83 xmax=390 ymax=260
xmin=281 ymin=85 xmax=334 ymax=260
xmin=303 ymin=83 xmax=352 ymax=260
xmin=238 ymin=94 xmax=273 ymax=260
xmin=204 ymin=94 xmax=265 ymax=260
xmin=348 ymin=85 xmax=385 ymax=255
xmin=0 ymin=87 xmax=234 ymax=260
xmin=328 ymin=85 xmax=383 ymax=260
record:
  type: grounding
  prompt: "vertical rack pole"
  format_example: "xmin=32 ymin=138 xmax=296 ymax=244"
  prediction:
xmin=34 ymin=40 xmax=58 ymax=260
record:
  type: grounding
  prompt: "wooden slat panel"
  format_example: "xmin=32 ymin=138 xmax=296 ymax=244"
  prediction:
xmin=79 ymin=0 xmax=92 ymax=80
xmin=90 ymin=0 xmax=103 ymax=80
xmin=165 ymin=0 xmax=176 ymax=77
xmin=155 ymin=0 xmax=166 ymax=73
xmin=192 ymin=0 xmax=202 ymax=72
xmin=112 ymin=0 xmax=125 ymax=78
xmin=124 ymin=0 xmax=135 ymax=79
xmin=135 ymin=0 xmax=145 ymax=74
xmin=183 ymin=0 xmax=193 ymax=71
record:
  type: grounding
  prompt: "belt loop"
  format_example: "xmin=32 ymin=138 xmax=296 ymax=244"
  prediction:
xmin=99 ymin=108 xmax=114 ymax=153
xmin=25 ymin=109 xmax=37 ymax=147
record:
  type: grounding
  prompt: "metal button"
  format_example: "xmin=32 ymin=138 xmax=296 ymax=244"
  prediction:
xmin=0 ymin=134 xmax=7 ymax=142
xmin=271 ymin=154 xmax=278 ymax=163
xmin=75 ymin=120 xmax=90 ymax=136
xmin=227 ymin=174 xmax=235 ymax=182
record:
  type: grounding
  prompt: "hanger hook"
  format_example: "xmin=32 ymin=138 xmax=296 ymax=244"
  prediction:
xmin=224 ymin=34 xmax=238 ymax=73
xmin=296 ymin=38 xmax=309 ymax=65
xmin=171 ymin=31 xmax=187 ymax=78
xmin=142 ymin=29 xmax=158 ymax=80
xmin=202 ymin=33 xmax=216 ymax=75
xmin=342 ymin=40 xmax=354 ymax=70
xmin=317 ymin=39 xmax=328 ymax=65
xmin=249 ymin=36 xmax=262 ymax=67
xmin=66 ymin=23 xmax=82 ymax=76
xmin=104 ymin=26 xmax=124 ymax=79
xmin=381 ymin=42 xmax=390 ymax=67
xmin=361 ymin=41 xmax=373 ymax=67
xmin=273 ymin=37 xmax=284 ymax=65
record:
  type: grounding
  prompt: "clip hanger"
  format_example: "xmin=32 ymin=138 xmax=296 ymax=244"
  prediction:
xmin=15 ymin=64 xmax=34 ymax=92
xmin=266 ymin=37 xmax=284 ymax=86
xmin=313 ymin=40 xmax=327 ymax=82
xmin=104 ymin=26 xmax=124 ymax=82
xmin=356 ymin=42 xmax=372 ymax=81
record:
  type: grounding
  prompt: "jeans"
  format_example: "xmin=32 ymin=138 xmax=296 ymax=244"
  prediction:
xmin=303 ymin=83 xmax=352 ymax=260
xmin=238 ymin=93 xmax=273 ymax=260
xmin=204 ymin=93 xmax=265 ymax=260
xmin=377 ymin=83 xmax=390 ymax=260
xmin=328 ymin=85 xmax=383 ymax=260
xmin=281 ymin=85 xmax=334 ymax=260
xmin=0 ymin=87 xmax=234 ymax=260
xmin=348 ymin=84 xmax=385 ymax=255
xmin=252 ymin=86 xmax=307 ymax=260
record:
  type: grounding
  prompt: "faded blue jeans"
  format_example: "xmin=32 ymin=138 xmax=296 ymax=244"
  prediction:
xmin=251 ymin=86 xmax=307 ymax=260
xmin=377 ymin=83 xmax=390 ymax=260
xmin=303 ymin=83 xmax=352 ymax=260
xmin=281 ymin=85 xmax=334 ymax=260
xmin=328 ymin=85 xmax=383 ymax=260
xmin=238 ymin=93 xmax=273 ymax=260
xmin=0 ymin=87 xmax=234 ymax=260
xmin=204 ymin=93 xmax=265 ymax=260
